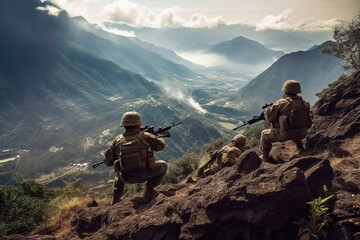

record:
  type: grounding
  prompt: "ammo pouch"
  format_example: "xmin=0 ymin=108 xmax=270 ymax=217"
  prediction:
xmin=279 ymin=115 xmax=289 ymax=132
xmin=147 ymin=150 xmax=156 ymax=169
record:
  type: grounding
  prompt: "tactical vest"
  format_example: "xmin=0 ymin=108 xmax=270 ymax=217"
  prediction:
xmin=279 ymin=97 xmax=312 ymax=131
xmin=115 ymin=132 xmax=149 ymax=172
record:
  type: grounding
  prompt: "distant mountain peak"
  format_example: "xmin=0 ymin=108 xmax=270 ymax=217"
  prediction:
xmin=72 ymin=15 xmax=88 ymax=24
xmin=207 ymin=35 xmax=284 ymax=64
xmin=307 ymin=40 xmax=332 ymax=51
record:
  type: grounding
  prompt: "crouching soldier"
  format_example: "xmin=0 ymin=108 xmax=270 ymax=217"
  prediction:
xmin=260 ymin=80 xmax=312 ymax=163
xmin=103 ymin=111 xmax=168 ymax=205
xmin=196 ymin=134 xmax=248 ymax=178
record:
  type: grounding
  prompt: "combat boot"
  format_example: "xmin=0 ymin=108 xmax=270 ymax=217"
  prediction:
xmin=142 ymin=187 xmax=159 ymax=203
xmin=110 ymin=190 xmax=123 ymax=205
xmin=110 ymin=179 xmax=125 ymax=205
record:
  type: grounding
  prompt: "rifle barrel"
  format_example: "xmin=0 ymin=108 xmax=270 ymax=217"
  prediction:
xmin=92 ymin=161 xmax=104 ymax=168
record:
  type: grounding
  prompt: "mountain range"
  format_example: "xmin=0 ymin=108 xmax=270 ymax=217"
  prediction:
xmin=70 ymin=16 xmax=202 ymax=81
xmin=231 ymin=42 xmax=345 ymax=112
xmin=105 ymin=22 xmax=333 ymax=53
xmin=0 ymin=0 xmax=347 ymax=184
xmin=0 ymin=0 xmax=222 ymax=182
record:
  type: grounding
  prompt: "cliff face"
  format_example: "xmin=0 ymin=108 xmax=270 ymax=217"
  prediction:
xmin=6 ymin=72 xmax=360 ymax=240
xmin=305 ymin=71 xmax=360 ymax=147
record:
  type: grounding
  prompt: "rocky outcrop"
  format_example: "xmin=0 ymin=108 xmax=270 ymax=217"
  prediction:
xmin=304 ymin=71 xmax=360 ymax=240
xmin=305 ymin=71 xmax=360 ymax=148
xmin=65 ymin=72 xmax=360 ymax=240
xmin=6 ymin=74 xmax=359 ymax=240
xmin=68 ymin=151 xmax=332 ymax=240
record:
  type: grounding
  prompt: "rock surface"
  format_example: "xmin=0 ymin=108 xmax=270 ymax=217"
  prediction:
xmin=305 ymin=71 xmax=360 ymax=148
xmin=5 ymin=73 xmax=360 ymax=240
xmin=67 ymin=152 xmax=332 ymax=240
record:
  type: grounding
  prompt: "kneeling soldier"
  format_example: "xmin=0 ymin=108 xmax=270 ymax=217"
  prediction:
xmin=104 ymin=111 xmax=168 ymax=205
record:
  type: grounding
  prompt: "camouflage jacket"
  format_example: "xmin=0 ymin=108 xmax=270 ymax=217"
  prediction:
xmin=264 ymin=95 xmax=311 ymax=131
xmin=103 ymin=128 xmax=165 ymax=169
xmin=205 ymin=144 xmax=244 ymax=176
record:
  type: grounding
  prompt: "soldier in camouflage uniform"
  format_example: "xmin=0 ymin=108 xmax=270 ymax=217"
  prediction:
xmin=104 ymin=111 xmax=168 ymax=205
xmin=260 ymin=80 xmax=312 ymax=163
xmin=197 ymin=134 xmax=248 ymax=177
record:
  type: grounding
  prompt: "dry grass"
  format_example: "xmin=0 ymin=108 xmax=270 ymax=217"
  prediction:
xmin=46 ymin=197 xmax=84 ymax=229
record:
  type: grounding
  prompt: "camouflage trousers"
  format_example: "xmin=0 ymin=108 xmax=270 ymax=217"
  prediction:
xmin=113 ymin=160 xmax=168 ymax=194
xmin=203 ymin=162 xmax=222 ymax=177
xmin=260 ymin=128 xmax=308 ymax=157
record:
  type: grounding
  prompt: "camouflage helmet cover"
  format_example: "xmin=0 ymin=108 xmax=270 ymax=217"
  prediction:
xmin=120 ymin=111 xmax=141 ymax=127
xmin=232 ymin=134 xmax=246 ymax=146
xmin=282 ymin=80 xmax=301 ymax=94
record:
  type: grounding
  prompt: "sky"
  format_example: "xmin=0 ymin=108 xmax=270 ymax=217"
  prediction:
xmin=47 ymin=0 xmax=359 ymax=31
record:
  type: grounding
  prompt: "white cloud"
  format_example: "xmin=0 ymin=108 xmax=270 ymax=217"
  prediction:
xmin=255 ymin=9 xmax=341 ymax=31
xmin=303 ymin=18 xmax=342 ymax=31
xmin=45 ymin=0 xmax=342 ymax=31
xmin=102 ymin=0 xmax=227 ymax=28
xmin=48 ymin=0 xmax=90 ymax=19
xmin=36 ymin=5 xmax=62 ymax=16
xmin=255 ymin=9 xmax=295 ymax=31
xmin=103 ymin=0 xmax=141 ymax=25
xmin=100 ymin=25 xmax=136 ymax=37
xmin=184 ymin=14 xmax=225 ymax=28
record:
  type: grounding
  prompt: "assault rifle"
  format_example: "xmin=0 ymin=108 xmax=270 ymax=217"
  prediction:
xmin=140 ymin=121 xmax=182 ymax=138
xmin=196 ymin=149 xmax=224 ymax=178
xmin=232 ymin=103 xmax=273 ymax=131
xmin=92 ymin=121 xmax=182 ymax=168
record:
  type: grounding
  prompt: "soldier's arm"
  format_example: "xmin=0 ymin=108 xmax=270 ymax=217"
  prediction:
xmin=142 ymin=132 xmax=166 ymax=151
xmin=103 ymin=140 xmax=117 ymax=166
xmin=265 ymin=99 xmax=288 ymax=123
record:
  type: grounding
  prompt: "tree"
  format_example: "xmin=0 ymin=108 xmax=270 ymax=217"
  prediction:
xmin=323 ymin=14 xmax=360 ymax=71
xmin=0 ymin=181 xmax=55 ymax=234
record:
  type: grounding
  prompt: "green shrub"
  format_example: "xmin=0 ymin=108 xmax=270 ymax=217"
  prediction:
xmin=243 ymin=122 xmax=266 ymax=147
xmin=164 ymin=153 xmax=200 ymax=183
xmin=295 ymin=186 xmax=334 ymax=240
xmin=200 ymin=138 xmax=226 ymax=156
xmin=0 ymin=181 xmax=55 ymax=235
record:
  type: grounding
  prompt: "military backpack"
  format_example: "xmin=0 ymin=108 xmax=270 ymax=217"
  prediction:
xmin=116 ymin=132 xmax=148 ymax=172
xmin=280 ymin=97 xmax=312 ymax=131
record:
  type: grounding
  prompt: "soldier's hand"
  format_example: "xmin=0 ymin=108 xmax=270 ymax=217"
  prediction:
xmin=158 ymin=130 xmax=170 ymax=138
xmin=260 ymin=111 xmax=265 ymax=119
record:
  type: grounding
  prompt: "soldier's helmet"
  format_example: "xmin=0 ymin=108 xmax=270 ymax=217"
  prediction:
xmin=282 ymin=80 xmax=301 ymax=94
xmin=232 ymin=134 xmax=246 ymax=146
xmin=120 ymin=111 xmax=141 ymax=127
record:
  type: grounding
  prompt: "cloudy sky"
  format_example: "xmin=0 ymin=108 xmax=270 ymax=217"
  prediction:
xmin=48 ymin=0 xmax=359 ymax=31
